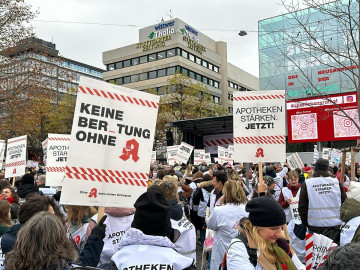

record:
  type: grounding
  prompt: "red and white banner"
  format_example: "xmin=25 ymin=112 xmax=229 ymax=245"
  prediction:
xmin=60 ymin=77 xmax=159 ymax=208
xmin=45 ymin=134 xmax=71 ymax=186
xmin=167 ymin=145 xmax=180 ymax=165
xmin=0 ymin=140 xmax=5 ymax=170
xmin=176 ymin=142 xmax=194 ymax=164
xmin=194 ymin=149 xmax=205 ymax=165
xmin=203 ymin=133 xmax=233 ymax=154
xmin=5 ymin=135 xmax=27 ymax=178
xmin=233 ymin=90 xmax=286 ymax=163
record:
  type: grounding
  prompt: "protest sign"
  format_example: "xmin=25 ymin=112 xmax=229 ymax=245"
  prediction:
xmin=194 ymin=149 xmax=205 ymax=165
xmin=42 ymin=138 xmax=48 ymax=166
xmin=46 ymin=134 xmax=71 ymax=186
xmin=0 ymin=140 xmax=5 ymax=170
xmin=60 ymin=77 xmax=159 ymax=208
xmin=287 ymin=152 xmax=304 ymax=170
xmin=330 ymin=149 xmax=342 ymax=165
xmin=313 ymin=145 xmax=319 ymax=164
xmin=233 ymin=90 xmax=286 ymax=162
xmin=167 ymin=145 xmax=180 ymax=165
xmin=322 ymin=148 xmax=331 ymax=160
xmin=151 ymin=151 xmax=156 ymax=164
xmin=175 ymin=142 xmax=194 ymax=164
xmin=204 ymin=153 xmax=211 ymax=164
xmin=225 ymin=145 xmax=234 ymax=163
xmin=217 ymin=146 xmax=227 ymax=163
xmin=5 ymin=135 xmax=27 ymax=178
xmin=289 ymin=197 xmax=302 ymax=225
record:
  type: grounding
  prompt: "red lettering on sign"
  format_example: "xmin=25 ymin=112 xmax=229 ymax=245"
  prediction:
xmin=88 ymin=188 xmax=97 ymax=198
xmin=255 ymin=148 xmax=264 ymax=158
xmin=120 ymin=139 xmax=140 ymax=162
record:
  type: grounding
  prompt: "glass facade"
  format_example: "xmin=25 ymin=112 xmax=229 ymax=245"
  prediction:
xmin=259 ymin=1 xmax=359 ymax=99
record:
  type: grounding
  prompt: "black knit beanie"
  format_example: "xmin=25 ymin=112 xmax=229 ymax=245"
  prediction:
xmin=131 ymin=190 xmax=172 ymax=237
xmin=246 ymin=197 xmax=286 ymax=227
xmin=315 ymin=158 xmax=329 ymax=172
xmin=265 ymin=166 xmax=277 ymax=178
xmin=21 ymin=173 xmax=35 ymax=185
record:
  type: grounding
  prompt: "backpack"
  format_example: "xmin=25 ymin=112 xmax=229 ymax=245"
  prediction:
xmin=220 ymin=233 xmax=257 ymax=270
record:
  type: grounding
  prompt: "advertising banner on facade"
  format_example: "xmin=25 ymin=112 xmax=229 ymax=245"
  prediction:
xmin=5 ymin=135 xmax=27 ymax=178
xmin=175 ymin=142 xmax=194 ymax=164
xmin=287 ymin=152 xmax=304 ymax=170
xmin=203 ymin=133 xmax=233 ymax=154
xmin=194 ymin=149 xmax=205 ymax=165
xmin=233 ymin=90 xmax=286 ymax=163
xmin=45 ymin=134 xmax=71 ymax=186
xmin=167 ymin=145 xmax=180 ymax=165
xmin=0 ymin=140 xmax=5 ymax=170
xmin=287 ymin=92 xmax=360 ymax=143
xmin=60 ymin=77 xmax=159 ymax=208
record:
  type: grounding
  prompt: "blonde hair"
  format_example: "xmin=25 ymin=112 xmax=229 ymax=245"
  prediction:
xmin=222 ymin=180 xmax=248 ymax=205
xmin=242 ymin=219 xmax=293 ymax=263
xmin=288 ymin=170 xmax=299 ymax=180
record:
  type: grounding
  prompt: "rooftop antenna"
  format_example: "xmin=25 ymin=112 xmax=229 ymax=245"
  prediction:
xmin=166 ymin=10 xmax=172 ymax=19
xmin=161 ymin=17 xmax=164 ymax=22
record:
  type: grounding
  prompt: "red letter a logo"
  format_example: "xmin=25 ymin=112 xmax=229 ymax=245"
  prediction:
xmin=120 ymin=139 xmax=140 ymax=162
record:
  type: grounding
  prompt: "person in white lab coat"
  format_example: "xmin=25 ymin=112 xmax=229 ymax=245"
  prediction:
xmin=206 ymin=180 xmax=248 ymax=270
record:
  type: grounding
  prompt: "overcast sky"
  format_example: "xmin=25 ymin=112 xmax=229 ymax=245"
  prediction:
xmin=29 ymin=0 xmax=287 ymax=77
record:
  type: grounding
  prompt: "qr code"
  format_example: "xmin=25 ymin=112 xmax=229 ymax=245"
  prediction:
xmin=333 ymin=109 xmax=360 ymax=137
xmin=291 ymin=113 xmax=318 ymax=140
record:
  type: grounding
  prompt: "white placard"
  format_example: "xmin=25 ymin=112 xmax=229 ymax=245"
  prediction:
xmin=233 ymin=90 xmax=286 ymax=162
xmin=5 ymin=135 xmax=27 ymax=178
xmin=313 ymin=145 xmax=319 ymax=164
xmin=46 ymin=134 xmax=71 ymax=186
xmin=0 ymin=140 xmax=5 ymax=170
xmin=167 ymin=145 xmax=180 ymax=165
xmin=322 ymin=147 xmax=331 ymax=160
xmin=217 ymin=146 xmax=227 ymax=163
xmin=151 ymin=151 xmax=156 ymax=164
xmin=290 ymin=197 xmax=302 ymax=225
xmin=331 ymin=149 xmax=342 ymax=165
xmin=175 ymin=142 xmax=194 ymax=164
xmin=60 ymin=77 xmax=159 ymax=208
xmin=42 ymin=138 xmax=48 ymax=167
xmin=204 ymin=153 xmax=211 ymax=164
xmin=287 ymin=152 xmax=304 ymax=170
xmin=194 ymin=149 xmax=205 ymax=165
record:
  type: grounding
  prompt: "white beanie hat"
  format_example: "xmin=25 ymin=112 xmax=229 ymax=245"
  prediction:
xmin=350 ymin=182 xmax=360 ymax=203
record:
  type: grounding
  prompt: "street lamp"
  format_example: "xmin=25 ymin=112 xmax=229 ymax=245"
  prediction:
xmin=238 ymin=31 xmax=247 ymax=36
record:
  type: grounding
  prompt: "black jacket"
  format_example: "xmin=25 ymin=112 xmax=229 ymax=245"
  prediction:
xmin=169 ymin=199 xmax=183 ymax=221
xmin=1 ymin=223 xmax=22 ymax=254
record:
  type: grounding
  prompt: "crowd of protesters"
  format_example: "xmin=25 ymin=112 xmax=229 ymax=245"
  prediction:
xmin=0 ymin=158 xmax=359 ymax=269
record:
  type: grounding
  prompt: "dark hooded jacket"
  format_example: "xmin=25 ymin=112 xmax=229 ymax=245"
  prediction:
xmin=17 ymin=184 xmax=42 ymax=199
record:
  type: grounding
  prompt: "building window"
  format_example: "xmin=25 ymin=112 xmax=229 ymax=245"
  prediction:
xmin=196 ymin=73 xmax=202 ymax=81
xmin=108 ymin=63 xmax=115 ymax=71
xmin=131 ymin=74 xmax=139 ymax=83
xmin=115 ymin=61 xmax=123 ymax=69
xmin=123 ymin=59 xmax=131 ymax=68
xmin=214 ymin=96 xmax=220 ymax=104
xmin=139 ymin=72 xmax=148 ymax=81
xmin=240 ymin=86 xmax=246 ymax=91
xmin=181 ymin=50 xmax=188 ymax=59
xmin=202 ymin=60 xmax=208 ymax=68
xmin=140 ymin=55 xmax=148 ymax=64
xmin=149 ymin=53 xmax=156 ymax=62
xmin=157 ymin=86 xmax=164 ymax=95
xmin=213 ymin=66 xmax=219 ymax=73
xmin=202 ymin=76 xmax=208 ymax=84
xmin=189 ymin=54 xmax=195 ymax=62
xmin=209 ymin=79 xmax=213 ymax=86
xmin=132 ymin=57 xmax=139 ymax=66
xmin=208 ymin=63 xmax=213 ymax=71
xmin=167 ymin=67 xmax=176 ymax=76
xmin=115 ymin=78 xmax=123 ymax=85
xmin=228 ymin=93 xmax=233 ymax=100
xmin=214 ymin=81 xmax=219 ymax=88
xmin=229 ymin=107 xmax=233 ymax=113
xmin=123 ymin=76 xmax=131 ymax=84
xmin=195 ymin=57 xmax=202 ymax=65
xmin=149 ymin=70 xmax=157 ymax=79
xmin=157 ymin=51 xmax=166 ymax=60
xmin=158 ymin=68 xmax=166 ymax=77
xmin=181 ymin=67 xmax=189 ymax=76
xmin=189 ymin=71 xmax=195 ymax=79
xmin=167 ymin=48 xmax=176 ymax=57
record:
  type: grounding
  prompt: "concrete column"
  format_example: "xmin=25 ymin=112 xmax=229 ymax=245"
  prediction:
xmin=216 ymin=41 xmax=228 ymax=109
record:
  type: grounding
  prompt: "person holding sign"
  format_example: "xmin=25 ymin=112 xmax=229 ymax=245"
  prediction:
xmin=278 ymin=171 xmax=301 ymax=223
xmin=298 ymin=158 xmax=346 ymax=244
xmin=226 ymin=197 xmax=305 ymax=269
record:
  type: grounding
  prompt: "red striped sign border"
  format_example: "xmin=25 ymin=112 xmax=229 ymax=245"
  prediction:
xmin=48 ymin=137 xmax=70 ymax=141
xmin=204 ymin=138 xmax=233 ymax=147
xmin=233 ymin=94 xmax=285 ymax=101
xmin=8 ymin=137 xmax=27 ymax=144
xmin=65 ymin=166 xmax=149 ymax=187
xmin=47 ymin=167 xmax=66 ymax=173
xmin=6 ymin=160 xmax=26 ymax=168
xmin=79 ymin=86 xmax=159 ymax=109
xmin=234 ymin=136 xmax=286 ymax=144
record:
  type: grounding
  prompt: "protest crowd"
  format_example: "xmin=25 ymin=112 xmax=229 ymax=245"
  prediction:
xmin=0 ymin=157 xmax=360 ymax=270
